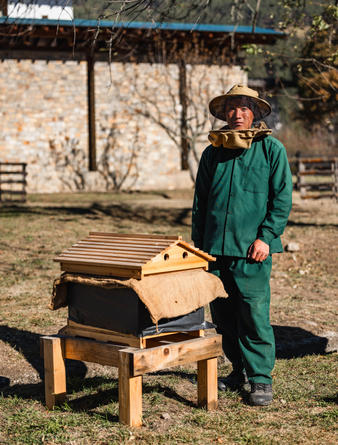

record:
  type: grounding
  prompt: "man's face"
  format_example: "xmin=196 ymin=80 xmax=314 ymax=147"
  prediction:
xmin=225 ymin=97 xmax=255 ymax=130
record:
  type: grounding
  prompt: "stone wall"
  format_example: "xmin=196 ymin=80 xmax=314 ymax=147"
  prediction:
xmin=0 ymin=59 xmax=247 ymax=192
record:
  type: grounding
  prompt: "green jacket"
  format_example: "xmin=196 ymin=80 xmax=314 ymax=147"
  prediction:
xmin=192 ymin=134 xmax=293 ymax=257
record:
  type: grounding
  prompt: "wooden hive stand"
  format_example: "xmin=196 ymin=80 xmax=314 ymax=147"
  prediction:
xmin=41 ymin=329 xmax=222 ymax=427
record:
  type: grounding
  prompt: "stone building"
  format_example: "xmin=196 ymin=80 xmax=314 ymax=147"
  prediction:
xmin=0 ymin=16 xmax=285 ymax=193
xmin=0 ymin=59 xmax=246 ymax=192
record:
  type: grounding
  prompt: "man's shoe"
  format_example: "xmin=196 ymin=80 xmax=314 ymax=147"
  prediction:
xmin=248 ymin=383 xmax=273 ymax=406
xmin=218 ymin=370 xmax=249 ymax=392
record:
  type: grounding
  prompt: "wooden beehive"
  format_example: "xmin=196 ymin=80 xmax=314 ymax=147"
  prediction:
xmin=54 ymin=232 xmax=215 ymax=279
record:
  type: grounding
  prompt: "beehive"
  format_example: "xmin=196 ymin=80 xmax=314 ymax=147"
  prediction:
xmin=54 ymin=232 xmax=215 ymax=279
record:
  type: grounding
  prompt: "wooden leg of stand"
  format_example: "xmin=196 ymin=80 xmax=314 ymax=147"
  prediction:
xmin=43 ymin=336 xmax=66 ymax=409
xmin=118 ymin=350 xmax=142 ymax=427
xmin=197 ymin=357 xmax=218 ymax=410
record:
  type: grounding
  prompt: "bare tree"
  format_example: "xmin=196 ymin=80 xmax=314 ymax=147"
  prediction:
xmin=98 ymin=113 xmax=140 ymax=191
xmin=49 ymin=136 xmax=87 ymax=190
xmin=117 ymin=60 xmax=232 ymax=182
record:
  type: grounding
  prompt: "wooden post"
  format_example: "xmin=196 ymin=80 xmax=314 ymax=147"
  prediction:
xmin=298 ymin=159 xmax=306 ymax=198
xmin=197 ymin=357 xmax=218 ymax=410
xmin=179 ymin=59 xmax=189 ymax=171
xmin=118 ymin=350 xmax=143 ymax=427
xmin=0 ymin=1 xmax=8 ymax=16
xmin=42 ymin=336 xmax=66 ymax=409
xmin=87 ymin=55 xmax=97 ymax=171
xmin=333 ymin=158 xmax=338 ymax=200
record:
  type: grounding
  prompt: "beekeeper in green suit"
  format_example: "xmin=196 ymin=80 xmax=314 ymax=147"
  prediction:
xmin=192 ymin=85 xmax=293 ymax=406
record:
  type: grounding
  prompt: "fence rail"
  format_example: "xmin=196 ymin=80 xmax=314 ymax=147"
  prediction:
xmin=294 ymin=157 xmax=337 ymax=200
xmin=0 ymin=162 xmax=27 ymax=203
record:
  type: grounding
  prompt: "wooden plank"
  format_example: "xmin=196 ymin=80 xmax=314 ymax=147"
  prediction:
xmin=63 ymin=336 xmax=123 ymax=366
xmin=197 ymin=358 xmax=218 ymax=410
xmin=297 ymin=157 xmax=336 ymax=164
xmin=147 ymin=244 xmax=211 ymax=265
xmin=73 ymin=242 xmax=164 ymax=253
xmin=177 ymin=240 xmax=216 ymax=261
xmin=59 ymin=252 xmax=153 ymax=262
xmin=63 ymin=327 xmax=142 ymax=348
xmin=89 ymin=232 xmax=181 ymax=241
xmin=66 ymin=321 xmax=205 ymax=349
xmin=125 ymin=334 xmax=222 ymax=376
xmin=144 ymin=331 xmax=204 ymax=348
xmin=59 ymin=262 xmax=142 ymax=278
xmin=42 ymin=336 xmax=66 ymax=409
xmin=64 ymin=248 xmax=154 ymax=260
xmin=78 ymin=240 xmax=171 ymax=250
xmin=66 ymin=320 xmax=143 ymax=348
xmin=0 ymin=170 xmax=26 ymax=175
xmin=0 ymin=162 xmax=27 ymax=166
xmin=300 ymin=193 xmax=335 ymax=200
xmin=298 ymin=170 xmax=334 ymax=176
xmin=86 ymin=236 xmax=174 ymax=247
xmin=0 ymin=179 xmax=27 ymax=184
xmin=119 ymin=350 xmax=143 ymax=427
xmin=142 ymin=260 xmax=207 ymax=275
xmin=57 ymin=254 xmax=146 ymax=266
xmin=0 ymin=190 xmax=27 ymax=195
xmin=298 ymin=182 xmax=334 ymax=188
xmin=56 ymin=256 xmax=143 ymax=267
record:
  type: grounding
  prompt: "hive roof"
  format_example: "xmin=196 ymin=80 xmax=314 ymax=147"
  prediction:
xmin=54 ymin=232 xmax=215 ymax=279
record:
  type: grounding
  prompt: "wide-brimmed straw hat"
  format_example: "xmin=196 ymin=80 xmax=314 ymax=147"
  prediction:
xmin=209 ymin=84 xmax=271 ymax=121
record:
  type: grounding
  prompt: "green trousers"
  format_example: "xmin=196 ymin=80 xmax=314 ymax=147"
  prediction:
xmin=209 ymin=256 xmax=275 ymax=384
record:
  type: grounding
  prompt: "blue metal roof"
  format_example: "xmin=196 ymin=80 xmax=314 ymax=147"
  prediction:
xmin=0 ymin=17 xmax=284 ymax=35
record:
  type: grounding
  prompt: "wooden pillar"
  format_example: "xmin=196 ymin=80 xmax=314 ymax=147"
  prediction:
xmin=118 ymin=350 xmax=143 ymax=427
xmin=42 ymin=336 xmax=66 ymax=409
xmin=0 ymin=1 xmax=8 ymax=16
xmin=178 ymin=59 xmax=189 ymax=171
xmin=87 ymin=55 xmax=97 ymax=171
xmin=197 ymin=357 xmax=218 ymax=410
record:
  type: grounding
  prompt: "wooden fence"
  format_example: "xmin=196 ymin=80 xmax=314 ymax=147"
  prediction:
xmin=0 ymin=162 xmax=27 ymax=203
xmin=294 ymin=157 xmax=338 ymax=200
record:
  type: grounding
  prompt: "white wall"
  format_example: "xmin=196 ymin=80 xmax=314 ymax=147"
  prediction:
xmin=8 ymin=1 xmax=73 ymax=20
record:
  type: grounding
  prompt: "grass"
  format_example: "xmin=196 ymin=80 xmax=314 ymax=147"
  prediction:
xmin=0 ymin=190 xmax=337 ymax=444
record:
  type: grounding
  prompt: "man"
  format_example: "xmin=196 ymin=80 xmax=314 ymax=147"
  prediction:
xmin=192 ymin=85 xmax=293 ymax=406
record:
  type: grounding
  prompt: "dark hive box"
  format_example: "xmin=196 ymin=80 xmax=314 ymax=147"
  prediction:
xmin=67 ymin=282 xmax=213 ymax=337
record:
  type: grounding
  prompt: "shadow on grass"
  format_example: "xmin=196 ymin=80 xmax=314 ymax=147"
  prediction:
xmin=273 ymin=325 xmax=329 ymax=358
xmin=287 ymin=219 xmax=338 ymax=228
xmin=321 ymin=394 xmax=338 ymax=405
xmin=0 ymin=203 xmax=192 ymax=227
xmin=0 ymin=323 xmax=332 ymax=417
xmin=0 ymin=324 xmax=87 ymax=385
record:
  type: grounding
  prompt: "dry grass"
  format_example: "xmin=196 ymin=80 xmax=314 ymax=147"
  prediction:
xmin=0 ymin=190 xmax=337 ymax=444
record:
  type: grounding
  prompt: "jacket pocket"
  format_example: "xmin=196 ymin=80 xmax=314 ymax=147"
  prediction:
xmin=243 ymin=165 xmax=269 ymax=193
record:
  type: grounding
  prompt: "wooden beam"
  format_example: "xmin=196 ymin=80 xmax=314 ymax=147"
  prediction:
xmin=123 ymin=334 xmax=222 ymax=376
xmin=0 ymin=1 xmax=7 ymax=16
xmin=42 ymin=336 xmax=66 ymax=409
xmin=64 ymin=322 xmax=144 ymax=349
xmin=197 ymin=358 xmax=218 ymax=410
xmin=87 ymin=55 xmax=97 ymax=171
xmin=63 ymin=336 xmax=124 ymax=366
xmin=178 ymin=58 xmax=189 ymax=170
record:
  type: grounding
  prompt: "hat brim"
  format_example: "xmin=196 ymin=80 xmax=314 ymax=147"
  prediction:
xmin=209 ymin=94 xmax=271 ymax=121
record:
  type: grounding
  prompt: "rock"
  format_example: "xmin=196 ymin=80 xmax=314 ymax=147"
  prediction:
xmin=285 ymin=242 xmax=300 ymax=252
xmin=322 ymin=331 xmax=338 ymax=353
xmin=161 ymin=412 xmax=171 ymax=420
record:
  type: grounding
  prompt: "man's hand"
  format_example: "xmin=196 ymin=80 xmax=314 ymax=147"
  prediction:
xmin=247 ymin=239 xmax=270 ymax=262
